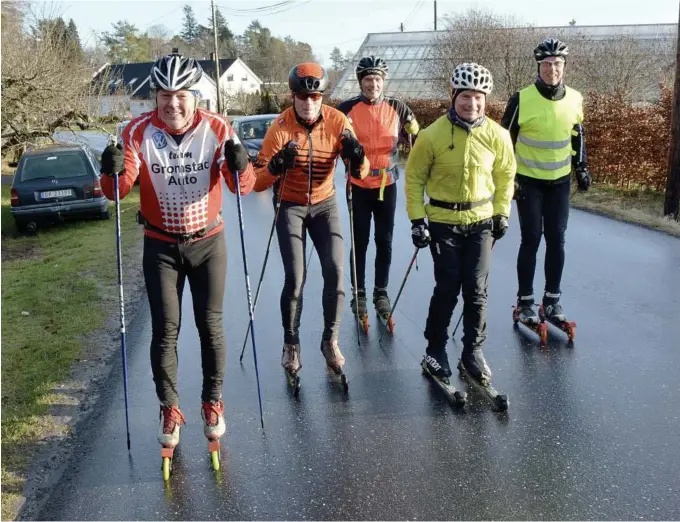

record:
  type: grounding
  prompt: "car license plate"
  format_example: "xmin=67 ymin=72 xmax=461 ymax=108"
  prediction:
xmin=41 ymin=189 xmax=72 ymax=199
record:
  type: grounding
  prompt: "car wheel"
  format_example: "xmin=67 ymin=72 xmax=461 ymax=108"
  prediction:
xmin=15 ymin=219 xmax=37 ymax=235
xmin=100 ymin=208 xmax=111 ymax=220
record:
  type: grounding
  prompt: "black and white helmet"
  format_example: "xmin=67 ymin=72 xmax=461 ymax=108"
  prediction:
xmin=356 ymin=55 xmax=388 ymax=82
xmin=149 ymin=51 xmax=203 ymax=91
xmin=534 ymin=38 xmax=569 ymax=61
xmin=450 ymin=63 xmax=493 ymax=95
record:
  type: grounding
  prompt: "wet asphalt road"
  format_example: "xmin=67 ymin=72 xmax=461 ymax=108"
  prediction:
xmin=36 ymin=169 xmax=680 ymax=520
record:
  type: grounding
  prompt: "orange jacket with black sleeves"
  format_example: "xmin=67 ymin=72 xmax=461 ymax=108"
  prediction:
xmin=337 ymin=95 xmax=419 ymax=193
xmin=253 ymin=105 xmax=370 ymax=204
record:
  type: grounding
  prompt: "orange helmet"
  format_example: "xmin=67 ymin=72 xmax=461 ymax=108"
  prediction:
xmin=288 ymin=62 xmax=329 ymax=93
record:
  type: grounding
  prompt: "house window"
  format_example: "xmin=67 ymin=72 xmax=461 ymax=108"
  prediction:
xmin=227 ymin=74 xmax=234 ymax=82
xmin=242 ymin=76 xmax=247 ymax=81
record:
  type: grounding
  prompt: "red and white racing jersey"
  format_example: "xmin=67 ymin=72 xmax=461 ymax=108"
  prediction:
xmin=101 ymin=108 xmax=255 ymax=242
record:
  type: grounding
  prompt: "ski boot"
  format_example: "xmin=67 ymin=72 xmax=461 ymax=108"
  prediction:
xmin=512 ymin=295 xmax=548 ymax=347
xmin=351 ymin=288 xmax=369 ymax=333
xmin=539 ymin=292 xmax=576 ymax=343
xmin=320 ymin=339 xmax=348 ymax=393
xmin=458 ymin=348 xmax=508 ymax=411
xmin=201 ymin=399 xmax=226 ymax=471
xmin=421 ymin=347 xmax=466 ymax=406
xmin=158 ymin=404 xmax=186 ymax=481
xmin=373 ymin=287 xmax=394 ymax=334
xmin=281 ymin=343 xmax=301 ymax=396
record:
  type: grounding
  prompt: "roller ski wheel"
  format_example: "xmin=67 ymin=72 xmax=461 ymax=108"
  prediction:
xmin=208 ymin=439 xmax=221 ymax=471
xmin=539 ymin=305 xmax=577 ymax=344
xmin=421 ymin=358 xmax=466 ymax=407
xmin=360 ymin=313 xmax=369 ymax=334
xmin=326 ymin=365 xmax=349 ymax=394
xmin=512 ymin=304 xmax=548 ymax=348
xmin=457 ymin=360 xmax=509 ymax=412
xmin=377 ymin=312 xmax=395 ymax=335
xmin=285 ymin=369 xmax=301 ymax=397
xmin=161 ymin=446 xmax=175 ymax=481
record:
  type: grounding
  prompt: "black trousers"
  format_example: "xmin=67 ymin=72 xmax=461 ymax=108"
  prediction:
xmin=425 ymin=219 xmax=493 ymax=354
xmin=515 ymin=174 xmax=570 ymax=297
xmin=276 ymin=195 xmax=345 ymax=344
xmin=143 ymin=232 xmax=227 ymax=406
xmin=346 ymin=182 xmax=397 ymax=291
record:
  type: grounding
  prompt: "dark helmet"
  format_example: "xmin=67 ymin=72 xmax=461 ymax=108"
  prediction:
xmin=356 ymin=55 xmax=388 ymax=82
xmin=288 ymin=62 xmax=329 ymax=93
xmin=149 ymin=50 xmax=203 ymax=91
xmin=534 ymin=38 xmax=569 ymax=61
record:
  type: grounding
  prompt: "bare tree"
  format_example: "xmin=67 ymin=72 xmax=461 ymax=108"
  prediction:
xmin=1 ymin=1 xmax=111 ymax=159
xmin=224 ymin=89 xmax=260 ymax=115
xmin=147 ymin=24 xmax=172 ymax=60
xmin=426 ymin=8 xmax=538 ymax=100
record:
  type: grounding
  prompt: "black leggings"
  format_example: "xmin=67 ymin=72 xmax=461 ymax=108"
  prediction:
xmin=276 ymin=196 xmax=345 ymax=344
xmin=346 ymin=182 xmax=397 ymax=291
xmin=143 ymin=232 xmax=227 ymax=406
xmin=516 ymin=175 xmax=570 ymax=297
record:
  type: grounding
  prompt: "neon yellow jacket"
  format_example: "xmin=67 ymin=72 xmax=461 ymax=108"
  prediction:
xmin=405 ymin=114 xmax=516 ymax=225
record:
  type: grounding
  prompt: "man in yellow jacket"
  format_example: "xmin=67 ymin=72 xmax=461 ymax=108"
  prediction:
xmin=501 ymin=38 xmax=590 ymax=326
xmin=405 ymin=63 xmax=515 ymax=385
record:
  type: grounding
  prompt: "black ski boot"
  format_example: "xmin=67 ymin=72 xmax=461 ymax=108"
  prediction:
xmin=423 ymin=347 xmax=452 ymax=383
xmin=459 ymin=347 xmax=492 ymax=385
xmin=351 ymin=288 xmax=367 ymax=317
xmin=516 ymin=295 xmax=539 ymax=325
xmin=373 ymin=287 xmax=392 ymax=318
xmin=542 ymin=292 xmax=566 ymax=323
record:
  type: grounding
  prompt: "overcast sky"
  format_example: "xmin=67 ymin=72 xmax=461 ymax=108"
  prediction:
xmin=56 ymin=0 xmax=679 ymax=65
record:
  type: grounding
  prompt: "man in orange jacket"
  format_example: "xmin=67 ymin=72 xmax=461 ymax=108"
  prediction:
xmin=338 ymin=55 xmax=419 ymax=324
xmin=254 ymin=62 xmax=369 ymax=376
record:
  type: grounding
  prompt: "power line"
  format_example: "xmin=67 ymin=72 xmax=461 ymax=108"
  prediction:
xmin=217 ymin=0 xmax=307 ymax=16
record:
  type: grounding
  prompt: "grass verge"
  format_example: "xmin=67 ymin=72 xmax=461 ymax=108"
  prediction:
xmin=570 ymin=185 xmax=680 ymax=238
xmin=1 ymin=185 xmax=142 ymax=520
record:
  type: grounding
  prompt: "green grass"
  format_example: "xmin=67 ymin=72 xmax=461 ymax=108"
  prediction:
xmin=1 ymin=185 xmax=142 ymax=520
xmin=571 ymin=185 xmax=680 ymax=238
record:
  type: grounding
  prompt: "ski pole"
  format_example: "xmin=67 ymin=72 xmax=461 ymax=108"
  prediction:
xmin=346 ymin=161 xmax=361 ymax=345
xmin=451 ymin=238 xmax=497 ymax=339
xmin=379 ymin=247 xmax=420 ymax=344
xmin=112 ymin=136 xmax=131 ymax=451
xmin=233 ymin=169 xmax=265 ymax=430
xmin=239 ymin=143 xmax=297 ymax=363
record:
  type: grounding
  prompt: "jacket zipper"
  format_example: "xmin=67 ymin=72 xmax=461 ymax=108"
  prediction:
xmin=307 ymin=129 xmax=313 ymax=206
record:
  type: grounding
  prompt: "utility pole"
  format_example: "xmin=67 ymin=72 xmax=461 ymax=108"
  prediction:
xmin=434 ymin=1 xmax=437 ymax=31
xmin=400 ymin=22 xmax=404 ymax=32
xmin=211 ymin=0 xmax=222 ymax=115
xmin=664 ymin=4 xmax=680 ymax=220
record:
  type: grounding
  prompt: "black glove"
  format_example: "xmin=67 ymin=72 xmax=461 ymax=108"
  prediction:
xmin=100 ymin=143 xmax=124 ymax=177
xmin=575 ymin=167 xmax=591 ymax=192
xmin=513 ymin=179 xmax=521 ymax=200
xmin=340 ymin=130 xmax=365 ymax=179
xmin=225 ymin=139 xmax=249 ymax=174
xmin=492 ymin=214 xmax=509 ymax=240
xmin=411 ymin=218 xmax=431 ymax=249
xmin=268 ymin=141 xmax=298 ymax=176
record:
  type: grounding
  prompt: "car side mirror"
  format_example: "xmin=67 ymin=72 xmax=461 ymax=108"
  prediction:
xmin=8 ymin=161 xmax=18 ymax=168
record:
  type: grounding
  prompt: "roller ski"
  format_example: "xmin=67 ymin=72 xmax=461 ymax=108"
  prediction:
xmin=539 ymin=293 xmax=576 ymax=344
xmin=373 ymin=288 xmax=395 ymax=335
xmin=321 ymin=340 xmax=348 ymax=394
xmin=281 ymin=343 xmax=301 ymax=397
xmin=421 ymin=350 xmax=466 ymax=407
xmin=512 ymin=295 xmax=548 ymax=347
xmin=351 ymin=288 xmax=369 ymax=334
xmin=201 ymin=399 xmax=226 ymax=472
xmin=158 ymin=405 xmax=186 ymax=481
xmin=457 ymin=349 xmax=508 ymax=411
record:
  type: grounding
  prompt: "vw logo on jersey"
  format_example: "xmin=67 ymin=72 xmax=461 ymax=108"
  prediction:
xmin=152 ymin=131 xmax=167 ymax=150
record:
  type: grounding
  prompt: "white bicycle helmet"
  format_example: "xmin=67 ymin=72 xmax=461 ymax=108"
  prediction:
xmin=450 ymin=63 xmax=493 ymax=95
xmin=150 ymin=51 xmax=203 ymax=92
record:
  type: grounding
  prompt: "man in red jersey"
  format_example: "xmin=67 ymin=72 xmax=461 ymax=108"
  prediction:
xmin=99 ymin=51 xmax=255 ymax=453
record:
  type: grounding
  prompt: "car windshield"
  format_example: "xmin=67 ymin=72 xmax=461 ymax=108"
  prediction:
xmin=20 ymin=152 xmax=89 ymax=182
xmin=238 ymin=117 xmax=275 ymax=141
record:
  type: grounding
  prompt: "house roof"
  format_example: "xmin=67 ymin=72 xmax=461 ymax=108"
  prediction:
xmin=94 ymin=59 xmax=237 ymax=99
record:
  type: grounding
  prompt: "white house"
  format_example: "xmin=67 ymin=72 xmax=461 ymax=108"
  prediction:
xmin=91 ymin=57 xmax=263 ymax=118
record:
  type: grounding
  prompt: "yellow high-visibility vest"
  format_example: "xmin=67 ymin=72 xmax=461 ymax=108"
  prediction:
xmin=515 ymin=84 xmax=583 ymax=180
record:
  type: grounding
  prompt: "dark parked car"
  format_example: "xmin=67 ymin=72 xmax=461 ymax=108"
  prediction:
xmin=230 ymin=114 xmax=278 ymax=162
xmin=10 ymin=144 xmax=110 ymax=233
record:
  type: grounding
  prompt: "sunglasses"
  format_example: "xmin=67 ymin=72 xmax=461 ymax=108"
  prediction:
xmin=295 ymin=92 xmax=323 ymax=101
